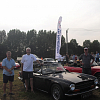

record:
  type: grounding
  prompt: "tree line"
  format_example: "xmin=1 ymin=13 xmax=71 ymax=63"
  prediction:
xmin=0 ymin=29 xmax=100 ymax=61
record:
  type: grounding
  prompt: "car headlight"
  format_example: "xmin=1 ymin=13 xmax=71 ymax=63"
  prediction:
xmin=70 ymin=84 xmax=75 ymax=91
xmin=94 ymin=79 xmax=98 ymax=85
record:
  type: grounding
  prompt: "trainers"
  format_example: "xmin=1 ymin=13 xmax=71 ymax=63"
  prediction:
xmin=25 ymin=90 xmax=29 ymax=92
xmin=3 ymin=94 xmax=6 ymax=97
xmin=31 ymin=91 xmax=35 ymax=94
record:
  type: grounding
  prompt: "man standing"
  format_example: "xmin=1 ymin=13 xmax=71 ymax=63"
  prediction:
xmin=57 ymin=54 xmax=61 ymax=63
xmin=2 ymin=51 xmax=16 ymax=96
xmin=95 ymin=51 xmax=99 ymax=63
xmin=21 ymin=47 xmax=41 ymax=93
xmin=70 ymin=54 xmax=73 ymax=60
xmin=66 ymin=52 xmax=69 ymax=66
xmin=79 ymin=47 xmax=94 ymax=75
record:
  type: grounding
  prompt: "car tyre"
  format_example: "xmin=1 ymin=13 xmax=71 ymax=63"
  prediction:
xmin=51 ymin=84 xmax=64 ymax=100
xmin=96 ymin=74 xmax=100 ymax=85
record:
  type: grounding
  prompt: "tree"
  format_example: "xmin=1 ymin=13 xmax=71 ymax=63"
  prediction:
xmin=1 ymin=28 xmax=100 ymax=60
xmin=60 ymin=35 xmax=66 ymax=55
xmin=0 ymin=30 xmax=6 ymax=44
xmin=83 ymin=40 xmax=91 ymax=48
xmin=27 ymin=29 xmax=37 ymax=54
xmin=4 ymin=29 xmax=27 ymax=59
xmin=37 ymin=30 xmax=56 ymax=58
xmin=90 ymin=40 xmax=100 ymax=53
xmin=68 ymin=39 xmax=78 ymax=55
xmin=0 ymin=44 xmax=7 ymax=61
xmin=70 ymin=39 xmax=78 ymax=47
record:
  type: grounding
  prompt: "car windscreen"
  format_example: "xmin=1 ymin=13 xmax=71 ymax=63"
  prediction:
xmin=42 ymin=63 xmax=65 ymax=74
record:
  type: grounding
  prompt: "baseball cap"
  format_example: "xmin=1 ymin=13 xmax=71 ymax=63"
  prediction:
xmin=84 ymin=47 xmax=88 ymax=50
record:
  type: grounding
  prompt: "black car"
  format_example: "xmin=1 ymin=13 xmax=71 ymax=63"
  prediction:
xmin=18 ymin=63 xmax=99 ymax=100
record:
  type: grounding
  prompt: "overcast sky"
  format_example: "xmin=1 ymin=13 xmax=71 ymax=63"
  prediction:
xmin=0 ymin=0 xmax=100 ymax=45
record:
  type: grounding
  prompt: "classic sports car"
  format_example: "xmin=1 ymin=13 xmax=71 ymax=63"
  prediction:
xmin=68 ymin=60 xmax=98 ymax=67
xmin=64 ymin=64 xmax=100 ymax=84
xmin=18 ymin=63 xmax=99 ymax=100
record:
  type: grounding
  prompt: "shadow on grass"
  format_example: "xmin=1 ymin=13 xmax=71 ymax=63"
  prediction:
xmin=1 ymin=95 xmax=16 ymax=100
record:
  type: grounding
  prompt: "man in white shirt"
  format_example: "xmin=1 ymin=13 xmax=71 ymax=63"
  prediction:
xmin=57 ymin=54 xmax=61 ymax=63
xmin=21 ymin=47 xmax=41 ymax=93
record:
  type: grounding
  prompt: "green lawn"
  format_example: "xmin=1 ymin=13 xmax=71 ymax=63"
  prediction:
xmin=0 ymin=68 xmax=100 ymax=100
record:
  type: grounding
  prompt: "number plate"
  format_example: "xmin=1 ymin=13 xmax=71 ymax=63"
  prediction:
xmin=81 ymin=92 xmax=92 ymax=99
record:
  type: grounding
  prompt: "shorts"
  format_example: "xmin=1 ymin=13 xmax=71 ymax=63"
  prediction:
xmin=23 ymin=71 xmax=33 ymax=80
xmin=82 ymin=68 xmax=91 ymax=75
xmin=3 ymin=74 xmax=14 ymax=83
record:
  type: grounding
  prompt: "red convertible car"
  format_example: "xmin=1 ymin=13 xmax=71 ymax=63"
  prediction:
xmin=0 ymin=62 xmax=2 ymax=69
xmin=64 ymin=64 xmax=100 ymax=84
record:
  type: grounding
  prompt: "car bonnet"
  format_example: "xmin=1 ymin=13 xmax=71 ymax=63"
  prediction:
xmin=50 ymin=72 xmax=95 ymax=83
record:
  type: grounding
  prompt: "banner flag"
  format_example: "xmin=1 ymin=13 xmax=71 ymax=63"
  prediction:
xmin=55 ymin=16 xmax=62 ymax=59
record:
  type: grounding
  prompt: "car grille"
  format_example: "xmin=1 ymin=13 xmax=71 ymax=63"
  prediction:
xmin=75 ymin=80 xmax=94 ymax=90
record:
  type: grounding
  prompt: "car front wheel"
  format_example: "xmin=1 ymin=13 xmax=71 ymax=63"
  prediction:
xmin=51 ymin=84 xmax=64 ymax=100
xmin=97 ymin=74 xmax=100 ymax=85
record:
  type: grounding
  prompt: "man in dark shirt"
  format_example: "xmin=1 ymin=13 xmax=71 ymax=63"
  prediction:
xmin=79 ymin=47 xmax=94 ymax=75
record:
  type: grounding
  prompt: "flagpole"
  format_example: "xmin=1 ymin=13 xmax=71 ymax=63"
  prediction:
xmin=66 ymin=28 xmax=69 ymax=53
xmin=55 ymin=16 xmax=62 ymax=59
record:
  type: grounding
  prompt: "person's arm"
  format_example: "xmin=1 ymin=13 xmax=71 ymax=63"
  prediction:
xmin=21 ymin=63 xmax=23 ymax=75
xmin=10 ymin=66 xmax=15 ymax=71
xmin=36 ymin=60 xmax=41 ymax=65
xmin=79 ymin=54 xmax=84 ymax=65
xmin=3 ymin=66 xmax=11 ymax=72
xmin=90 ymin=59 xmax=95 ymax=65
xmin=90 ymin=55 xmax=95 ymax=65
xmin=2 ymin=59 xmax=11 ymax=73
xmin=3 ymin=66 xmax=13 ymax=74
xmin=10 ymin=60 xmax=16 ymax=71
xmin=21 ymin=55 xmax=24 ymax=75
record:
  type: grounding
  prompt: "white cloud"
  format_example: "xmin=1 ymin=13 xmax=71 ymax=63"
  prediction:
xmin=0 ymin=0 xmax=100 ymax=45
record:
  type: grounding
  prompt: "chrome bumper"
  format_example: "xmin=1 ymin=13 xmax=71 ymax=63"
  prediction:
xmin=65 ymin=86 xmax=99 ymax=96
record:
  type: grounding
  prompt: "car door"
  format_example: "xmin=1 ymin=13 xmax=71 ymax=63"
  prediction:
xmin=33 ymin=73 xmax=46 ymax=91
xmin=64 ymin=66 xmax=82 ymax=73
xmin=70 ymin=66 xmax=82 ymax=73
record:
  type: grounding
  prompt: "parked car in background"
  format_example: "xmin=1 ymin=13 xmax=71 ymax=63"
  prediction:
xmin=33 ymin=58 xmax=43 ymax=66
xmin=68 ymin=60 xmax=98 ymax=67
xmin=18 ymin=63 xmax=99 ymax=100
xmin=43 ymin=58 xmax=56 ymax=64
xmin=64 ymin=62 xmax=100 ymax=84
xmin=14 ymin=63 xmax=20 ymax=69
xmin=33 ymin=54 xmax=43 ymax=66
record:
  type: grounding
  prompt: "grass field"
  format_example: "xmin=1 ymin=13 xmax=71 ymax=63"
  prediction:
xmin=0 ymin=68 xmax=100 ymax=100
